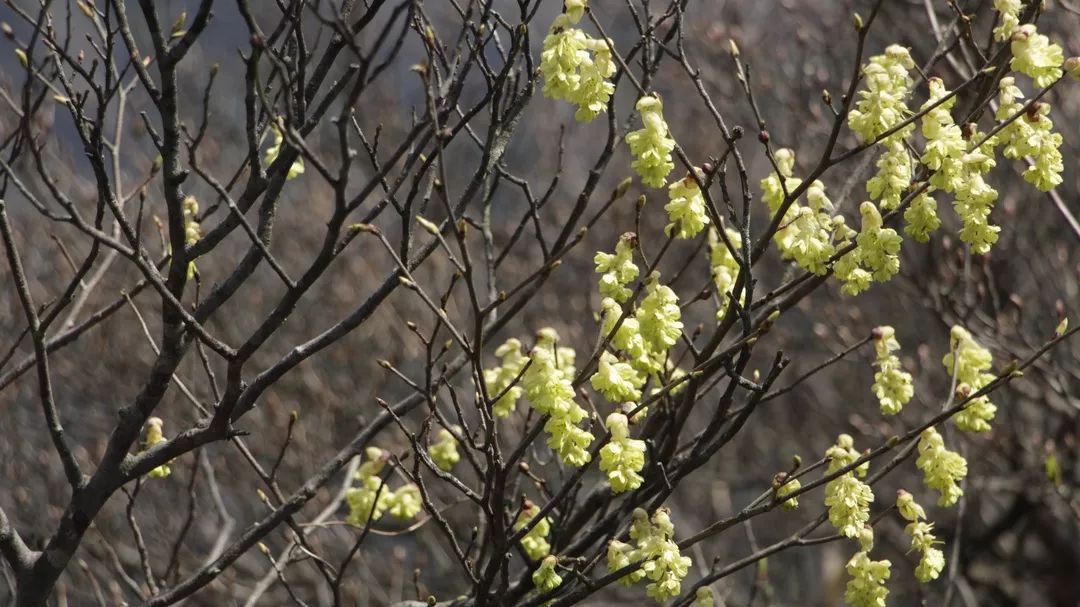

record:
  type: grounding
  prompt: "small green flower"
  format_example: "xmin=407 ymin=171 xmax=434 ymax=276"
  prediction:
xmin=515 ymin=500 xmax=552 ymax=561
xmin=386 ymin=483 xmax=422 ymax=520
xmin=483 ymin=338 xmax=528 ymax=417
xmin=636 ymin=272 xmax=683 ymax=353
xmin=533 ymin=555 xmax=563 ymax=593
xmin=429 ymin=427 xmax=461 ymax=471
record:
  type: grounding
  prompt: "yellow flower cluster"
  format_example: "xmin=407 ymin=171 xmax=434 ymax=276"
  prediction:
xmin=515 ymin=499 xmax=552 ymax=561
xmin=943 ymin=326 xmax=997 ymax=432
xmin=848 ymin=45 xmax=915 ymax=142
xmin=594 ymin=232 xmax=640 ymax=302
xmin=665 ymin=171 xmax=710 ymax=239
xmin=844 ymin=527 xmax=891 ymax=607
xmin=626 ymin=95 xmax=676 ymax=188
xmin=483 ymin=337 xmax=528 ymax=417
xmin=897 ymin=491 xmax=945 ymax=583
xmin=539 ymin=0 xmax=616 ymax=122
xmin=871 ymin=326 xmax=913 ymax=415
xmin=760 ymin=149 xmax=838 ymax=275
xmin=598 ymin=412 xmax=646 ymax=493
xmin=523 ymin=330 xmax=594 ymax=466
xmin=996 ymin=77 xmax=1063 ymax=192
xmin=916 ymin=428 xmax=968 ymax=507
xmin=346 ymin=447 xmax=424 ymax=526
xmin=824 ymin=434 xmax=873 ymax=538
xmin=607 ymin=508 xmax=692 ymax=602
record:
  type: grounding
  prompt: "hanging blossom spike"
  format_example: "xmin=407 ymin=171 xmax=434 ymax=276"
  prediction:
xmin=896 ymin=490 xmax=945 ymax=583
xmin=515 ymin=500 xmax=552 ymax=561
xmin=539 ymin=1 xmax=617 ymax=122
xmin=429 ymin=426 xmax=461 ymax=471
xmin=599 ymin=412 xmax=646 ymax=493
xmin=995 ymin=77 xmax=1063 ymax=192
xmin=664 ymin=169 xmax=710 ymax=239
xmin=848 ymin=44 xmax=915 ymax=143
xmin=1010 ymin=24 xmax=1064 ymax=88
xmin=943 ymin=326 xmax=997 ymax=432
xmin=483 ymin=337 xmax=528 ymax=417
xmin=625 ymin=94 xmax=676 ymax=188
xmin=824 ymin=434 xmax=873 ymax=538
xmin=845 ymin=526 xmax=892 ymax=607
xmin=871 ymin=326 xmax=914 ymax=415
xmin=916 ymin=427 xmax=968 ymax=507
xmin=595 ymin=233 xmax=640 ymax=303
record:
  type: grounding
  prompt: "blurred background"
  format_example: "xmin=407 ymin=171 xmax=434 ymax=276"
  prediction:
xmin=1 ymin=0 xmax=1078 ymax=605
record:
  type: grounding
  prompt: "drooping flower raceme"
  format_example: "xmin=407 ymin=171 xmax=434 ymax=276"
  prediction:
xmin=590 ymin=351 xmax=644 ymax=403
xmin=916 ymin=427 xmax=968 ymax=507
xmin=953 ymin=137 xmax=1001 ymax=255
xmin=386 ymin=483 xmax=422 ymax=520
xmin=834 ymin=219 xmax=874 ymax=296
xmin=920 ymin=72 xmax=999 ymax=250
xmin=993 ymin=0 xmax=1022 ymax=41
xmin=694 ymin=587 xmax=716 ymax=607
xmin=1010 ymin=24 xmax=1064 ymax=88
xmin=515 ymin=500 xmax=552 ymax=561
xmin=626 ymin=95 xmax=676 ymax=188
xmin=533 ymin=555 xmax=563 ymax=593
xmin=708 ymin=226 xmax=742 ymax=317
xmin=182 ymin=196 xmax=201 ymax=280
xmin=539 ymin=1 xmax=616 ymax=122
xmin=429 ymin=427 xmax=461 ymax=471
xmin=920 ymin=77 xmax=965 ymax=192
xmin=759 ymin=149 xmax=841 ymax=275
xmin=996 ymin=78 xmax=1064 ymax=192
xmin=636 ymin=272 xmax=683 ymax=354
xmin=639 ymin=509 xmax=693 ymax=602
xmin=824 ymin=434 xmax=873 ymax=538
xmin=774 ymin=472 xmax=802 ymax=510
xmin=665 ymin=171 xmax=710 ymax=239
xmin=943 ymin=325 xmax=997 ymax=432
xmin=855 ymin=202 xmax=902 ymax=283
xmin=760 ymin=148 xmax=804 ymax=254
xmin=606 ymin=508 xmax=691 ymax=601
xmin=903 ymin=190 xmax=941 ymax=242
xmin=871 ymin=326 xmax=913 ymax=415
xmin=848 ymin=45 xmax=916 ymax=142
xmin=897 ymin=490 xmax=944 ymax=583
xmin=599 ymin=297 xmax=659 ymax=388
xmin=845 ymin=527 xmax=892 ymax=607
xmin=599 ymin=412 xmax=646 ymax=493
xmin=483 ymin=338 xmax=528 ymax=417
xmin=595 ymin=233 xmax=640 ymax=302
xmin=346 ymin=447 xmax=391 ymax=526
xmin=866 ymin=138 xmax=913 ymax=211
xmin=523 ymin=338 xmax=594 ymax=466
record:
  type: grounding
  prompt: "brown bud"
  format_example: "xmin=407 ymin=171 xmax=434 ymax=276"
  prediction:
xmin=758 ymin=130 xmax=770 ymax=144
